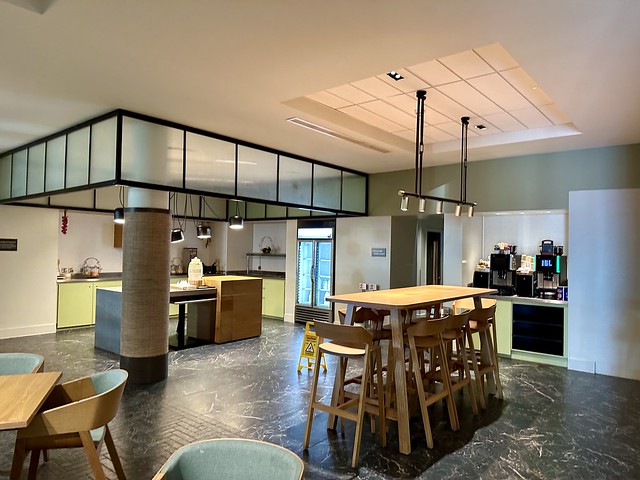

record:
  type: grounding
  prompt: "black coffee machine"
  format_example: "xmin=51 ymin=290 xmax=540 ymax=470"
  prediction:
xmin=489 ymin=253 xmax=519 ymax=296
xmin=535 ymin=240 xmax=567 ymax=298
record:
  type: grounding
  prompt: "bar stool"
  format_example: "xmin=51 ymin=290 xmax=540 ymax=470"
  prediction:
xmin=406 ymin=317 xmax=457 ymax=448
xmin=303 ymin=322 xmax=386 ymax=468
xmin=441 ymin=311 xmax=479 ymax=422
xmin=466 ymin=303 xmax=503 ymax=401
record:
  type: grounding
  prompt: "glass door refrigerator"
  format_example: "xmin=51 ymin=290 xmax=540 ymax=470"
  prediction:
xmin=295 ymin=226 xmax=333 ymax=324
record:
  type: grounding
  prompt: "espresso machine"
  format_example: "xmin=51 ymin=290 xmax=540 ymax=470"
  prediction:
xmin=489 ymin=253 xmax=519 ymax=296
xmin=535 ymin=240 xmax=567 ymax=298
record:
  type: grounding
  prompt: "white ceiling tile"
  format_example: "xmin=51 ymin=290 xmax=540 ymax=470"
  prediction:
xmin=305 ymin=90 xmax=351 ymax=109
xmin=425 ymin=125 xmax=456 ymax=143
xmin=539 ymin=103 xmax=571 ymax=125
xmin=424 ymin=88 xmax=469 ymax=121
xmin=437 ymin=81 xmax=502 ymax=116
xmin=384 ymin=93 xmax=417 ymax=115
xmin=438 ymin=50 xmax=494 ymax=79
xmin=376 ymin=69 xmax=429 ymax=93
xmin=501 ymin=67 xmax=552 ymax=107
xmin=394 ymin=129 xmax=418 ymax=142
xmin=359 ymin=100 xmax=415 ymax=129
xmin=351 ymin=76 xmax=403 ymax=99
xmin=407 ymin=59 xmax=460 ymax=86
xmin=327 ymin=84 xmax=375 ymax=104
xmin=481 ymin=111 xmax=524 ymax=132
xmin=474 ymin=43 xmax=519 ymax=71
xmin=510 ymin=107 xmax=554 ymax=129
xmin=338 ymin=105 xmax=405 ymax=132
xmin=425 ymin=107 xmax=451 ymax=126
xmin=467 ymin=73 xmax=532 ymax=111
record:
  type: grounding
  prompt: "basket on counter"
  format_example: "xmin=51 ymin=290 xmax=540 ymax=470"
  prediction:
xmin=81 ymin=257 xmax=102 ymax=278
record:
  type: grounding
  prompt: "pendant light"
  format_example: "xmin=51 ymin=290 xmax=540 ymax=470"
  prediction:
xmin=170 ymin=192 xmax=184 ymax=243
xmin=170 ymin=228 xmax=184 ymax=243
xmin=229 ymin=200 xmax=244 ymax=230
xmin=113 ymin=186 xmax=125 ymax=224
xmin=196 ymin=224 xmax=212 ymax=239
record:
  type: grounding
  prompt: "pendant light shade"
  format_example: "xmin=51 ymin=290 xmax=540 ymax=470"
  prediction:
xmin=196 ymin=224 xmax=212 ymax=239
xmin=435 ymin=200 xmax=443 ymax=215
xmin=228 ymin=215 xmax=244 ymax=230
xmin=467 ymin=205 xmax=475 ymax=217
xmin=113 ymin=207 xmax=125 ymax=224
xmin=454 ymin=204 xmax=462 ymax=217
xmin=170 ymin=228 xmax=184 ymax=243
xmin=418 ymin=197 xmax=426 ymax=213
xmin=400 ymin=195 xmax=409 ymax=212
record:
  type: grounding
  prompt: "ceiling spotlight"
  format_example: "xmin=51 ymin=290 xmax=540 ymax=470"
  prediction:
xmin=454 ymin=204 xmax=462 ymax=217
xmin=474 ymin=124 xmax=487 ymax=130
xmin=400 ymin=195 xmax=409 ymax=212
xmin=387 ymin=71 xmax=404 ymax=81
xmin=196 ymin=224 xmax=212 ymax=239
xmin=467 ymin=205 xmax=475 ymax=217
xmin=113 ymin=208 xmax=125 ymax=224
xmin=170 ymin=228 xmax=184 ymax=243
xmin=435 ymin=200 xmax=443 ymax=215
xmin=418 ymin=197 xmax=426 ymax=213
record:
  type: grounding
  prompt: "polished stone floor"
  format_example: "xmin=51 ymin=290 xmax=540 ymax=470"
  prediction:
xmin=1 ymin=318 xmax=639 ymax=479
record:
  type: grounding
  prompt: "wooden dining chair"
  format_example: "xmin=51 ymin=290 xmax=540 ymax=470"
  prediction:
xmin=405 ymin=316 xmax=457 ymax=448
xmin=11 ymin=369 xmax=128 ymax=480
xmin=0 ymin=353 xmax=44 ymax=375
xmin=303 ymin=321 xmax=385 ymax=468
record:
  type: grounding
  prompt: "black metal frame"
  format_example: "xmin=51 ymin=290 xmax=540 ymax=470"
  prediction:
xmin=0 ymin=109 xmax=369 ymax=220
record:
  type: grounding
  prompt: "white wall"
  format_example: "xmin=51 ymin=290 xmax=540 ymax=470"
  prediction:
xmin=284 ymin=220 xmax=297 ymax=323
xmin=443 ymin=214 xmax=463 ymax=286
xmin=568 ymin=189 xmax=640 ymax=380
xmin=226 ymin=222 xmax=254 ymax=271
xmin=250 ymin=222 xmax=287 ymax=272
xmin=0 ymin=205 xmax=58 ymax=338
xmin=462 ymin=215 xmax=484 ymax=286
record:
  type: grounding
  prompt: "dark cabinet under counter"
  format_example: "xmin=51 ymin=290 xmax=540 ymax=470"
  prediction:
xmin=512 ymin=303 xmax=564 ymax=356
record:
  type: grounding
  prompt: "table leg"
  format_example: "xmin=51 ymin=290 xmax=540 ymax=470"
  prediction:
xmin=327 ymin=304 xmax=355 ymax=429
xmin=390 ymin=308 xmax=412 ymax=455
xmin=177 ymin=304 xmax=186 ymax=349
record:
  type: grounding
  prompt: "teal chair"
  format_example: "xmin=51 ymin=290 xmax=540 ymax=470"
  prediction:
xmin=0 ymin=352 xmax=44 ymax=374
xmin=11 ymin=369 xmax=128 ymax=480
xmin=152 ymin=438 xmax=304 ymax=480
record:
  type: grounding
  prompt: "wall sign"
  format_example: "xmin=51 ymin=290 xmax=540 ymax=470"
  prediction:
xmin=0 ymin=238 xmax=18 ymax=251
xmin=371 ymin=247 xmax=387 ymax=257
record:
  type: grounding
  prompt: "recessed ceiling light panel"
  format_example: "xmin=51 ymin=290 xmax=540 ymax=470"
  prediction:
xmin=387 ymin=71 xmax=404 ymax=81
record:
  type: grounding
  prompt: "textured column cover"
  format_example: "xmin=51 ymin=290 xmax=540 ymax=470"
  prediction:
xmin=120 ymin=208 xmax=170 ymax=383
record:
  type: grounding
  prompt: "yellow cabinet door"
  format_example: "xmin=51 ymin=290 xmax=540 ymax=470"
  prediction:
xmin=262 ymin=279 xmax=285 ymax=318
xmin=57 ymin=283 xmax=94 ymax=328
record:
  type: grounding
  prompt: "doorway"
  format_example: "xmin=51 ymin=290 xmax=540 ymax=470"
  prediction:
xmin=426 ymin=230 xmax=442 ymax=285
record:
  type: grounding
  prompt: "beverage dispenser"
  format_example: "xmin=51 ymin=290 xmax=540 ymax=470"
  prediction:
xmin=489 ymin=253 xmax=519 ymax=296
xmin=535 ymin=254 xmax=567 ymax=299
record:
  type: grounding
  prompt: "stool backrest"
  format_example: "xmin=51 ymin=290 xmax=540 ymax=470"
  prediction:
xmin=444 ymin=311 xmax=470 ymax=331
xmin=314 ymin=321 xmax=373 ymax=349
xmin=469 ymin=304 xmax=496 ymax=327
xmin=407 ymin=316 xmax=447 ymax=339
xmin=0 ymin=353 xmax=44 ymax=375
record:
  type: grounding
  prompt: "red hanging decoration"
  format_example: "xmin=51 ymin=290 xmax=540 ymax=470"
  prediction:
xmin=61 ymin=210 xmax=69 ymax=235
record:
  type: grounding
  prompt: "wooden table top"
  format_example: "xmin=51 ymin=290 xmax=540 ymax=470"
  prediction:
xmin=0 ymin=371 xmax=62 ymax=430
xmin=327 ymin=285 xmax=497 ymax=310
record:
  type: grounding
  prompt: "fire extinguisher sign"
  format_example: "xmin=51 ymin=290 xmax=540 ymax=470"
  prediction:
xmin=297 ymin=322 xmax=327 ymax=373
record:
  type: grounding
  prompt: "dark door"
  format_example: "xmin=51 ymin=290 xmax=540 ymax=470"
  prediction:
xmin=426 ymin=231 xmax=442 ymax=285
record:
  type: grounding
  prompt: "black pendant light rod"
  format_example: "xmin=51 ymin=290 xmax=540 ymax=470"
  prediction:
xmin=460 ymin=116 xmax=470 ymax=203
xmin=415 ymin=90 xmax=427 ymax=196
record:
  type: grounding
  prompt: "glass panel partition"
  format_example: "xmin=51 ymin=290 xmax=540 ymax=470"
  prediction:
xmin=342 ymin=171 xmax=367 ymax=213
xmin=27 ymin=143 xmax=45 ymax=195
xmin=90 ymin=117 xmax=117 ymax=183
xmin=121 ymin=116 xmax=184 ymax=188
xmin=0 ymin=154 xmax=11 ymax=200
xmin=246 ymin=202 xmax=266 ymax=219
xmin=266 ymin=204 xmax=287 ymax=218
xmin=279 ymin=155 xmax=312 ymax=205
xmin=185 ymin=132 xmax=236 ymax=196
xmin=11 ymin=150 xmax=27 ymax=197
xmin=237 ymin=145 xmax=277 ymax=201
xmin=45 ymin=136 xmax=66 ymax=191
xmin=66 ymin=127 xmax=90 ymax=188
xmin=312 ymin=164 xmax=341 ymax=210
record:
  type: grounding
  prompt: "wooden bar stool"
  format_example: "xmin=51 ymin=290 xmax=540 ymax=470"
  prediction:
xmin=303 ymin=322 xmax=386 ymax=468
xmin=406 ymin=317 xmax=457 ymax=448
xmin=466 ymin=303 xmax=503 ymax=401
xmin=441 ymin=311 xmax=479 ymax=422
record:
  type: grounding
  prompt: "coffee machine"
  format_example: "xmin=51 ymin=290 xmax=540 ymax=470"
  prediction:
xmin=535 ymin=254 xmax=568 ymax=299
xmin=489 ymin=253 xmax=519 ymax=296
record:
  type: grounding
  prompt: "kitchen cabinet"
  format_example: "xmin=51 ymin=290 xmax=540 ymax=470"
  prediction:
xmin=169 ymin=276 xmax=187 ymax=316
xmin=57 ymin=282 xmax=95 ymax=328
xmin=262 ymin=278 xmax=285 ymax=318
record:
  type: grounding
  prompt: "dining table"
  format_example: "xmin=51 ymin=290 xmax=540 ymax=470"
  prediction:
xmin=327 ymin=284 xmax=496 ymax=455
xmin=0 ymin=371 xmax=62 ymax=430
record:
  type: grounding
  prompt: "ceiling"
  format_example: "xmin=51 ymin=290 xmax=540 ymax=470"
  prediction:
xmin=1 ymin=0 xmax=639 ymax=174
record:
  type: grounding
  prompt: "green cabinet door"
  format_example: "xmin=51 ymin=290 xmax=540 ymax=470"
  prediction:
xmin=57 ymin=282 xmax=94 ymax=328
xmin=262 ymin=278 xmax=285 ymax=318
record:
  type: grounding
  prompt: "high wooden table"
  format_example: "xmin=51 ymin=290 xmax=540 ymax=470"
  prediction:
xmin=0 ymin=372 xmax=62 ymax=430
xmin=327 ymin=285 xmax=496 ymax=455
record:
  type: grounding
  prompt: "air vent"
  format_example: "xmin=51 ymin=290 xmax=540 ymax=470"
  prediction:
xmin=287 ymin=117 xmax=390 ymax=153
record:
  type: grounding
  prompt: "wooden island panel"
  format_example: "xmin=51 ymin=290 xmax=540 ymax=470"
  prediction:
xmin=203 ymin=275 xmax=263 ymax=343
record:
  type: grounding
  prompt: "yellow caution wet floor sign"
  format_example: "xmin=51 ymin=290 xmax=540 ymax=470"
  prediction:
xmin=297 ymin=321 xmax=327 ymax=373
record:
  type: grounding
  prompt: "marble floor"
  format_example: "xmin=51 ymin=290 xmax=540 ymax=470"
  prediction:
xmin=1 ymin=318 xmax=639 ymax=479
